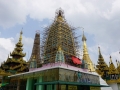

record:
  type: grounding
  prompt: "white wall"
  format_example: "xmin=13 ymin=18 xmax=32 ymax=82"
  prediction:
xmin=109 ymin=83 xmax=119 ymax=90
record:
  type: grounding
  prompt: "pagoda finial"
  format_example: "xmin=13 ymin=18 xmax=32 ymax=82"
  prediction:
xmin=98 ymin=46 xmax=103 ymax=58
xmin=56 ymin=8 xmax=64 ymax=22
xmin=98 ymin=47 xmax=101 ymax=54
xmin=56 ymin=8 xmax=64 ymax=17
xmin=19 ymin=30 xmax=23 ymax=42
xmin=82 ymin=31 xmax=88 ymax=54
xmin=110 ymin=55 xmax=112 ymax=63
xmin=82 ymin=31 xmax=87 ymax=41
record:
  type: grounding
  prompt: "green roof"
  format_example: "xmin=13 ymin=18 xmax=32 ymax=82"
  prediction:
xmin=35 ymin=81 xmax=109 ymax=87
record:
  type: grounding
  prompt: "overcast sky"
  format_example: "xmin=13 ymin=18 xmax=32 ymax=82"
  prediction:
xmin=0 ymin=0 xmax=120 ymax=68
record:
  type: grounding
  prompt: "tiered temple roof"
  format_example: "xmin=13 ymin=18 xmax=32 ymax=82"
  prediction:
xmin=0 ymin=31 xmax=28 ymax=75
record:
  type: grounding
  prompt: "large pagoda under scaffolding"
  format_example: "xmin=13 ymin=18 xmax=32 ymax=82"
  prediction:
xmin=41 ymin=9 xmax=80 ymax=66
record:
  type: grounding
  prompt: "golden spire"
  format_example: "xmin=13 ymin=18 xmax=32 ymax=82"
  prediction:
xmin=98 ymin=46 xmax=101 ymax=57
xmin=98 ymin=47 xmax=101 ymax=54
xmin=82 ymin=31 xmax=88 ymax=55
xmin=19 ymin=30 xmax=23 ymax=42
xmin=98 ymin=47 xmax=104 ymax=59
xmin=10 ymin=30 xmax=26 ymax=57
xmin=82 ymin=31 xmax=87 ymax=41
xmin=82 ymin=31 xmax=95 ymax=72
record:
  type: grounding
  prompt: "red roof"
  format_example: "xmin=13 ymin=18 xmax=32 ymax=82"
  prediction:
xmin=71 ymin=56 xmax=82 ymax=65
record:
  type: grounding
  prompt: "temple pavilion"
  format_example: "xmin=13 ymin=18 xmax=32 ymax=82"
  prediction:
xmin=0 ymin=9 xmax=109 ymax=90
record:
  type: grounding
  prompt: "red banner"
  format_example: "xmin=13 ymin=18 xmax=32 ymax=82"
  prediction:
xmin=71 ymin=56 xmax=82 ymax=65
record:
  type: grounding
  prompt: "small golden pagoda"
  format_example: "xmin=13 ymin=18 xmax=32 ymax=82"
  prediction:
xmin=0 ymin=31 xmax=28 ymax=74
xmin=82 ymin=31 xmax=95 ymax=72
xmin=106 ymin=56 xmax=119 ymax=84
xmin=108 ymin=56 xmax=119 ymax=75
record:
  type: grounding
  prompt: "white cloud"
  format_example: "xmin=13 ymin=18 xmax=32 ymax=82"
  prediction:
xmin=0 ymin=0 xmax=119 ymax=28
xmin=0 ymin=0 xmax=29 ymax=28
xmin=0 ymin=34 xmax=34 ymax=64
xmin=0 ymin=38 xmax=15 ymax=63
xmin=0 ymin=38 xmax=14 ymax=51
